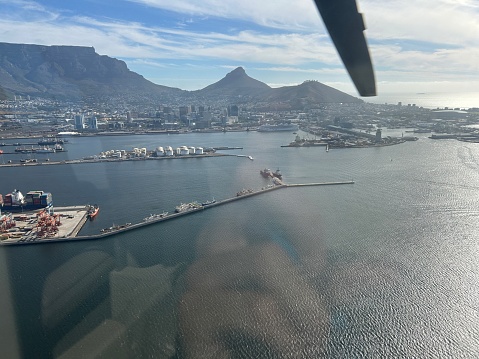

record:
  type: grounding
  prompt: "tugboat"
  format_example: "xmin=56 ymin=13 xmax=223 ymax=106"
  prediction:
xmin=260 ymin=168 xmax=272 ymax=178
xmin=260 ymin=168 xmax=282 ymax=179
xmin=272 ymin=169 xmax=282 ymax=180
xmin=87 ymin=204 xmax=99 ymax=220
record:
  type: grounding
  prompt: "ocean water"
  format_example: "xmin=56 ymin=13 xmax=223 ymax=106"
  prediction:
xmin=366 ymin=91 xmax=479 ymax=109
xmin=1 ymin=131 xmax=479 ymax=358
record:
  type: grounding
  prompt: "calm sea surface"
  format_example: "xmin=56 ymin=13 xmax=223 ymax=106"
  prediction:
xmin=1 ymin=131 xmax=479 ymax=358
xmin=366 ymin=91 xmax=479 ymax=109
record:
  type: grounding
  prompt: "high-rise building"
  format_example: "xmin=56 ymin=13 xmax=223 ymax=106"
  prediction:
xmin=89 ymin=116 xmax=98 ymax=130
xmin=228 ymin=105 xmax=239 ymax=117
xmin=74 ymin=114 xmax=84 ymax=130
xmin=375 ymin=128 xmax=382 ymax=143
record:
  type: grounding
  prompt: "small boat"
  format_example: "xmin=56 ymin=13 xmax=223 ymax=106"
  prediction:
xmin=87 ymin=204 xmax=99 ymax=220
xmin=100 ymin=223 xmax=131 ymax=233
xmin=54 ymin=144 xmax=66 ymax=152
xmin=201 ymin=199 xmax=216 ymax=206
xmin=248 ymin=156 xmax=254 ymax=160
xmin=143 ymin=212 xmax=169 ymax=221
xmin=36 ymin=147 xmax=56 ymax=153
xmin=175 ymin=202 xmax=201 ymax=213
xmin=175 ymin=203 xmax=189 ymax=213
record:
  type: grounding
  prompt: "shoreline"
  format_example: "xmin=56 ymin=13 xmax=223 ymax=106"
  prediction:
xmin=0 ymin=129 xmax=255 ymax=141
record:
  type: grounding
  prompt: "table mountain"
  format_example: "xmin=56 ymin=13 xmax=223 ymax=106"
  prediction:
xmin=0 ymin=42 xmax=182 ymax=99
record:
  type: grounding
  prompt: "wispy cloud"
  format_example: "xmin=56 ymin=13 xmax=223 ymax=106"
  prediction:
xmin=0 ymin=0 xmax=477 ymax=93
xmin=126 ymin=0 xmax=323 ymax=31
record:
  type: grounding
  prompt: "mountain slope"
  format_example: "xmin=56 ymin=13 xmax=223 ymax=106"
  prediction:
xmin=267 ymin=80 xmax=361 ymax=103
xmin=0 ymin=42 xmax=182 ymax=99
xmin=196 ymin=67 xmax=271 ymax=98
xmin=197 ymin=67 xmax=361 ymax=106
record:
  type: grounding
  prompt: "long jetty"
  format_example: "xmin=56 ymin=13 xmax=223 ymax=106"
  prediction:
xmin=0 ymin=181 xmax=354 ymax=246
xmin=286 ymin=180 xmax=355 ymax=187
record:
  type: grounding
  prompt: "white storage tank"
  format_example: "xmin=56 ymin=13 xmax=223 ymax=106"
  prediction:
xmin=165 ymin=146 xmax=174 ymax=156
xmin=156 ymin=146 xmax=165 ymax=156
xmin=189 ymin=147 xmax=195 ymax=154
xmin=195 ymin=147 xmax=204 ymax=155
xmin=180 ymin=146 xmax=189 ymax=155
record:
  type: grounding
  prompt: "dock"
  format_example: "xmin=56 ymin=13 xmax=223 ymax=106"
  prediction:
xmin=0 ymin=181 xmax=353 ymax=246
xmin=0 ymin=152 xmax=230 ymax=168
xmin=0 ymin=206 xmax=89 ymax=245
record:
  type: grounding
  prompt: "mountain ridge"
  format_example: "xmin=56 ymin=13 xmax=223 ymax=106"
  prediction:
xmin=0 ymin=42 xmax=361 ymax=107
xmin=0 ymin=42 xmax=182 ymax=100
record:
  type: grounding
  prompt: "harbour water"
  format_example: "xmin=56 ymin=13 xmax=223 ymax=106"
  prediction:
xmin=1 ymin=130 xmax=479 ymax=357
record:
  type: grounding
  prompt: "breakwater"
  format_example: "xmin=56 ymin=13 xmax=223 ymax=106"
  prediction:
xmin=0 ymin=181 xmax=354 ymax=246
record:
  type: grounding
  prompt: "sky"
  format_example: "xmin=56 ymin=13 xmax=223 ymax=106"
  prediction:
xmin=0 ymin=0 xmax=478 ymax=102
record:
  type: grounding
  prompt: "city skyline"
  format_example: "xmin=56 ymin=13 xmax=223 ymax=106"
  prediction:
xmin=0 ymin=0 xmax=478 ymax=100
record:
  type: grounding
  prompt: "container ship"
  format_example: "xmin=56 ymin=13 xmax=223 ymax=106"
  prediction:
xmin=0 ymin=189 xmax=52 ymax=212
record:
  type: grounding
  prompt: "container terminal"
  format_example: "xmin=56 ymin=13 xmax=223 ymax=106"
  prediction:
xmin=0 ymin=179 xmax=354 ymax=246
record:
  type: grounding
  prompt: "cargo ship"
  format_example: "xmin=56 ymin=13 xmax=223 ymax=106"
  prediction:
xmin=257 ymin=124 xmax=299 ymax=132
xmin=0 ymin=189 xmax=53 ymax=212
xmin=38 ymin=138 xmax=66 ymax=145
xmin=15 ymin=144 xmax=65 ymax=153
